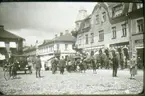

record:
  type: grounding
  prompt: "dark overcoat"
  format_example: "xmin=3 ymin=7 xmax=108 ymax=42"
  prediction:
xmin=35 ymin=58 xmax=42 ymax=69
xmin=59 ymin=59 xmax=66 ymax=68
xmin=112 ymin=56 xmax=119 ymax=69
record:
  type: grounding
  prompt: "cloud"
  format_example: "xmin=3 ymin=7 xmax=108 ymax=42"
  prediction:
xmin=0 ymin=2 xmax=97 ymax=45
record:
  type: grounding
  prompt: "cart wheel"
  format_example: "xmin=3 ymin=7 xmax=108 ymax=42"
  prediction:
xmin=4 ymin=69 xmax=11 ymax=81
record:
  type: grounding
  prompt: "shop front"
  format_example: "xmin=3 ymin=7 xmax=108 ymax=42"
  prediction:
xmin=110 ymin=42 xmax=130 ymax=68
xmin=133 ymin=38 xmax=144 ymax=69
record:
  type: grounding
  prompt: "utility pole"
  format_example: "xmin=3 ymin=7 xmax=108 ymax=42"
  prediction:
xmin=35 ymin=40 xmax=38 ymax=56
xmin=127 ymin=12 xmax=133 ymax=60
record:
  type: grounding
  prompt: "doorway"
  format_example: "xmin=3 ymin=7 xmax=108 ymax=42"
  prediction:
xmin=136 ymin=48 xmax=144 ymax=69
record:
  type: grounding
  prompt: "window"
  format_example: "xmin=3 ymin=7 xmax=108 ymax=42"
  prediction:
xmin=122 ymin=24 xmax=127 ymax=37
xmin=113 ymin=5 xmax=123 ymax=17
xmin=65 ymin=44 xmax=68 ymax=51
xmin=45 ymin=47 xmax=47 ymax=53
xmin=137 ymin=3 xmax=143 ymax=9
xmin=85 ymin=34 xmax=88 ymax=44
xmin=57 ymin=44 xmax=59 ymax=50
xmin=79 ymin=36 xmax=81 ymax=46
xmin=47 ymin=46 xmax=49 ymax=52
xmin=90 ymin=33 xmax=94 ymax=43
xmin=84 ymin=20 xmax=90 ymax=28
xmin=102 ymin=12 xmax=106 ymax=22
xmin=112 ymin=27 xmax=116 ymax=39
xmin=50 ymin=46 xmax=53 ymax=52
xmin=137 ymin=19 xmax=144 ymax=33
xmin=99 ymin=30 xmax=104 ymax=42
xmin=96 ymin=15 xmax=99 ymax=24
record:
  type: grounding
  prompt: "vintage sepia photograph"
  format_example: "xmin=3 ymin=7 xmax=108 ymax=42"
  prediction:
xmin=0 ymin=1 xmax=144 ymax=95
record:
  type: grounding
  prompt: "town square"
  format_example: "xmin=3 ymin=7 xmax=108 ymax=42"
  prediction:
xmin=0 ymin=2 xmax=144 ymax=95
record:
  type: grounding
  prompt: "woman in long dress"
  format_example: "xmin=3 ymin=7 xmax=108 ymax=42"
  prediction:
xmin=130 ymin=55 xmax=138 ymax=79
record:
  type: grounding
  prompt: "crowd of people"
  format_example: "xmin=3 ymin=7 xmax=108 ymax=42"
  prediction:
xmin=48 ymin=48 xmax=139 ymax=79
xmin=2 ymin=48 xmax=141 ymax=80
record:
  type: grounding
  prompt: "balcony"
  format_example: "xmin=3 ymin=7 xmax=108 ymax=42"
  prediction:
xmin=82 ymin=26 xmax=91 ymax=33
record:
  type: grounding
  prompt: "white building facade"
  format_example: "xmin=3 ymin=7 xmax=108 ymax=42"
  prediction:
xmin=74 ymin=3 xmax=143 ymax=56
xmin=37 ymin=31 xmax=76 ymax=70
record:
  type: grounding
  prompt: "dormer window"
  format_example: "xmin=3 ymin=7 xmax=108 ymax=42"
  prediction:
xmin=112 ymin=4 xmax=123 ymax=17
xmin=102 ymin=12 xmax=106 ymax=22
xmin=84 ymin=20 xmax=90 ymax=28
xmin=137 ymin=3 xmax=143 ymax=9
xmin=96 ymin=15 xmax=99 ymax=24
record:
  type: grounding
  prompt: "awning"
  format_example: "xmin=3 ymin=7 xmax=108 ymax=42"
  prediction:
xmin=40 ymin=55 xmax=54 ymax=62
xmin=110 ymin=42 xmax=129 ymax=48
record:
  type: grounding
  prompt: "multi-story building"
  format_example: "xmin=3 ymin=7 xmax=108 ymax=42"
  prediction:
xmin=23 ymin=45 xmax=36 ymax=56
xmin=23 ymin=31 xmax=76 ymax=70
xmin=37 ymin=30 xmax=76 ymax=70
xmin=128 ymin=3 xmax=144 ymax=68
xmin=74 ymin=2 xmax=144 ymax=60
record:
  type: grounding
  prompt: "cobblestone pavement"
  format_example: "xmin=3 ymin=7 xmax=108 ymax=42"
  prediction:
xmin=0 ymin=67 xmax=143 ymax=95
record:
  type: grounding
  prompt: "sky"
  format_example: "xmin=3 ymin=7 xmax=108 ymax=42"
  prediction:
xmin=0 ymin=2 xmax=97 ymax=46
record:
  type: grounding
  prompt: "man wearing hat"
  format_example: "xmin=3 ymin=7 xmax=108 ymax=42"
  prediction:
xmin=112 ymin=51 xmax=119 ymax=77
xmin=34 ymin=55 xmax=42 ymax=78
xmin=59 ymin=56 xmax=66 ymax=74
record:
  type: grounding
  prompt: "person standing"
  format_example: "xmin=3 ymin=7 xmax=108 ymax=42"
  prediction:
xmin=112 ymin=52 xmax=119 ymax=77
xmin=59 ymin=56 xmax=66 ymax=74
xmin=130 ymin=55 xmax=138 ymax=79
xmin=67 ymin=60 xmax=72 ymax=72
xmin=11 ymin=56 xmax=17 ymax=79
xmin=91 ymin=57 xmax=96 ymax=73
xmin=51 ymin=57 xmax=58 ymax=74
xmin=34 ymin=55 xmax=42 ymax=78
xmin=83 ymin=57 xmax=87 ymax=73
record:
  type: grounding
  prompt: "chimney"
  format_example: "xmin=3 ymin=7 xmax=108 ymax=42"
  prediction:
xmin=0 ymin=25 xmax=4 ymax=30
xmin=55 ymin=34 xmax=57 ymax=38
xmin=60 ymin=32 xmax=63 ymax=36
xmin=65 ymin=30 xmax=69 ymax=34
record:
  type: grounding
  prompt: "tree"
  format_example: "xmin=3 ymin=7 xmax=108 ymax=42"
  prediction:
xmin=71 ymin=30 xmax=78 ymax=38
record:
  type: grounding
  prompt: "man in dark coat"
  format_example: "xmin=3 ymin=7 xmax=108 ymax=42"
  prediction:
xmin=34 ymin=55 xmax=42 ymax=78
xmin=9 ymin=56 xmax=16 ymax=78
xmin=112 ymin=52 xmax=119 ymax=77
xmin=91 ymin=57 xmax=96 ymax=73
xmin=59 ymin=56 xmax=66 ymax=74
xmin=78 ymin=59 xmax=84 ymax=73
xmin=83 ymin=58 xmax=88 ymax=73
xmin=51 ymin=57 xmax=58 ymax=74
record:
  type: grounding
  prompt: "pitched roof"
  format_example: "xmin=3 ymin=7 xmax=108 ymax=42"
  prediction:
xmin=55 ymin=33 xmax=76 ymax=42
xmin=23 ymin=46 xmax=36 ymax=52
xmin=39 ymin=39 xmax=54 ymax=47
xmin=38 ymin=33 xmax=76 ymax=47
xmin=0 ymin=28 xmax=25 ymax=40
